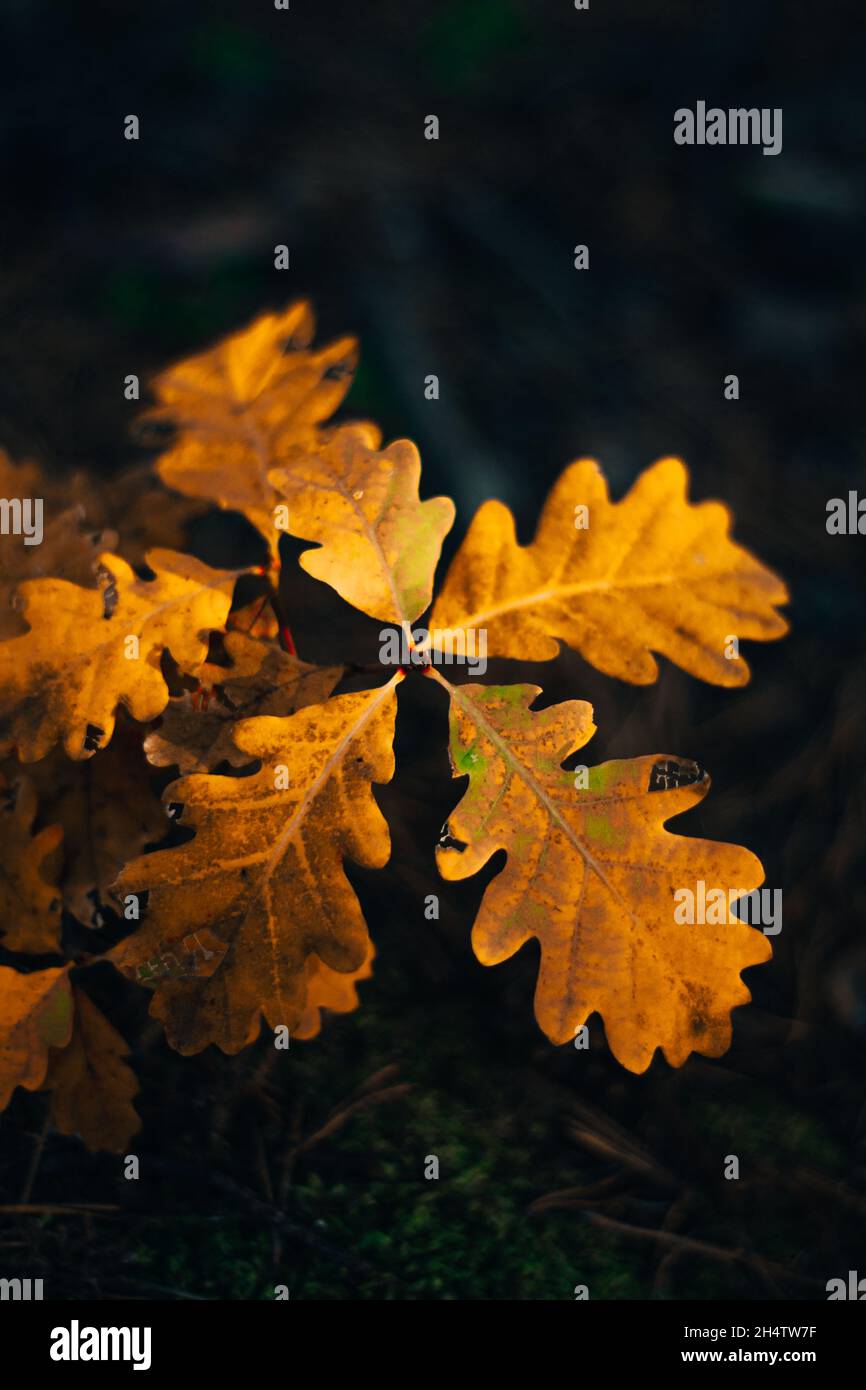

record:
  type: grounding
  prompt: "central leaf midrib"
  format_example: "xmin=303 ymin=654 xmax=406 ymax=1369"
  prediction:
xmin=449 ymin=566 xmax=737 ymax=632
xmin=46 ymin=571 xmax=236 ymax=675
xmin=446 ymin=681 xmax=639 ymax=927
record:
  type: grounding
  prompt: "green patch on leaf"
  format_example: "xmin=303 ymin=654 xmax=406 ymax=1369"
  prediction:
xmin=584 ymin=812 xmax=625 ymax=848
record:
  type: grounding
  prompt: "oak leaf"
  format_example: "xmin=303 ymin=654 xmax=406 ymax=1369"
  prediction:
xmin=434 ymin=679 xmax=772 ymax=1072
xmin=0 ymin=965 xmax=73 ymax=1109
xmin=42 ymin=987 xmax=140 ymax=1152
xmin=25 ymin=723 xmax=165 ymax=926
xmin=429 ymin=457 xmax=788 ymax=686
xmin=269 ymin=425 xmax=455 ymax=624
xmin=0 ymin=774 xmax=63 ymax=952
xmin=111 ymin=678 xmax=400 ymax=1054
xmin=143 ymin=632 xmax=344 ymax=774
xmin=148 ymin=303 xmax=361 ymax=553
xmin=0 ymin=549 xmax=239 ymax=761
xmin=294 ymin=943 xmax=375 ymax=1041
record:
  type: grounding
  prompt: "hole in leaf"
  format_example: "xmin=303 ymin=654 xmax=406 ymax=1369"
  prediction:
xmin=647 ymin=758 xmax=705 ymax=793
xmin=438 ymin=822 xmax=467 ymax=853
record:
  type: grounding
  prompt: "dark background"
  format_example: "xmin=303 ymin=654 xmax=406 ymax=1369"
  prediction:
xmin=0 ymin=0 xmax=864 ymax=1299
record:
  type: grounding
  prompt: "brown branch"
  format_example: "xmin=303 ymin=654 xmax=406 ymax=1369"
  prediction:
xmin=19 ymin=1101 xmax=51 ymax=1204
xmin=579 ymin=1210 xmax=823 ymax=1292
xmin=0 ymin=1203 xmax=120 ymax=1216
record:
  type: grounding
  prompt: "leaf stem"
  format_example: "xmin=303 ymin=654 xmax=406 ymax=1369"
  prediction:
xmin=264 ymin=577 xmax=297 ymax=656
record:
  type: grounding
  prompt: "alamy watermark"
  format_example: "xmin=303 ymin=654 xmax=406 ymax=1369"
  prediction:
xmin=50 ymin=1321 xmax=151 ymax=1371
xmin=674 ymin=880 xmax=782 ymax=935
xmin=1 ymin=1276 xmax=43 ymax=1299
xmin=379 ymin=625 xmax=487 ymax=676
xmin=826 ymin=492 xmax=865 ymax=534
xmin=827 ymin=1271 xmax=866 ymax=1299
xmin=0 ymin=497 xmax=43 ymax=545
xmin=674 ymin=103 xmax=782 ymax=157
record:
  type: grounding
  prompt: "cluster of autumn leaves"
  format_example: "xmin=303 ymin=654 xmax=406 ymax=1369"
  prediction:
xmin=0 ymin=302 xmax=789 ymax=1153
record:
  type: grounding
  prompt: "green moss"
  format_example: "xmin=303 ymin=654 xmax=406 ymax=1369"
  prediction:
xmin=124 ymin=990 xmax=647 ymax=1300
xmin=691 ymin=1093 xmax=844 ymax=1174
xmin=129 ymin=1226 xmax=274 ymax=1300
xmin=111 ymin=917 xmax=845 ymax=1303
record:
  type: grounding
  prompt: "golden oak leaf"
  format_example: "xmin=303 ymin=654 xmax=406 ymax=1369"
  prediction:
xmin=41 ymin=988 xmax=140 ymax=1152
xmin=111 ymin=677 xmax=400 ymax=1055
xmin=269 ymin=425 xmax=455 ymax=624
xmin=294 ymin=942 xmax=375 ymax=1041
xmin=434 ymin=678 xmax=772 ymax=1072
xmin=0 ymin=965 xmax=73 ymax=1109
xmin=25 ymin=722 xmax=165 ymax=926
xmin=0 ymin=549 xmax=239 ymax=761
xmin=0 ymin=773 xmax=63 ymax=951
xmin=429 ymin=457 xmax=788 ymax=686
xmin=148 ymin=303 xmax=361 ymax=553
xmin=143 ymin=632 xmax=344 ymax=773
xmin=0 ymin=508 xmax=117 ymax=641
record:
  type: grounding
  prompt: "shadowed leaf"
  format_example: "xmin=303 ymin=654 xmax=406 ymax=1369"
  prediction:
xmin=144 ymin=632 xmax=343 ymax=774
xmin=25 ymin=724 xmax=165 ymax=926
xmin=42 ymin=988 xmax=140 ymax=1153
xmin=0 ymin=966 xmax=73 ymax=1110
xmin=0 ymin=450 xmax=117 ymax=641
xmin=0 ymin=773 xmax=63 ymax=952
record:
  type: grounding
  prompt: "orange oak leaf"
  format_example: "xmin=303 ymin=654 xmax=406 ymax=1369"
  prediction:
xmin=294 ymin=942 xmax=375 ymax=1041
xmin=111 ymin=678 xmax=401 ymax=1055
xmin=0 ymin=965 xmax=73 ymax=1110
xmin=0 ymin=773 xmax=63 ymax=952
xmin=428 ymin=457 xmax=788 ymax=686
xmin=25 ymin=722 xmax=165 ymax=927
xmin=269 ymin=424 xmax=455 ymax=625
xmin=433 ymin=677 xmax=772 ymax=1072
xmin=0 ymin=549 xmax=239 ymax=761
xmin=143 ymin=631 xmax=344 ymax=774
xmin=41 ymin=987 xmax=140 ymax=1153
xmin=148 ymin=303 xmax=361 ymax=554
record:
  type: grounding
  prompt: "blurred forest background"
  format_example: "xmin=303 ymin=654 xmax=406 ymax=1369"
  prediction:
xmin=0 ymin=0 xmax=864 ymax=1299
